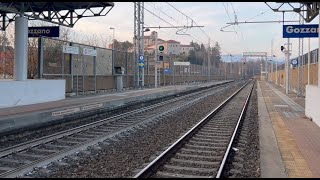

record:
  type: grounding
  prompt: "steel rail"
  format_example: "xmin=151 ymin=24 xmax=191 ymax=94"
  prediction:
xmin=133 ymin=80 xmax=253 ymax=178
xmin=0 ymin=81 xmax=236 ymax=177
xmin=216 ymin=80 xmax=255 ymax=178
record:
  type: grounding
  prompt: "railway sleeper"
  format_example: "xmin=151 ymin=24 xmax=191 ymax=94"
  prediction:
xmin=155 ymin=171 xmax=214 ymax=178
xmin=175 ymin=152 xmax=222 ymax=161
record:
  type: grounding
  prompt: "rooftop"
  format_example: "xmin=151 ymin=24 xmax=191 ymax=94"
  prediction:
xmin=165 ymin=40 xmax=180 ymax=43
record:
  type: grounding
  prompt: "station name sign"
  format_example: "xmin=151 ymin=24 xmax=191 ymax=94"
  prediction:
xmin=28 ymin=26 xmax=60 ymax=37
xmin=283 ymin=24 xmax=319 ymax=38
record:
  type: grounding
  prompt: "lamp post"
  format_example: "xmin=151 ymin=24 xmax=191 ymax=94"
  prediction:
xmin=110 ymin=27 xmax=115 ymax=75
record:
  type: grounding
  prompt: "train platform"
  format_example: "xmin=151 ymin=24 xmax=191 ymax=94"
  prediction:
xmin=0 ymin=80 xmax=231 ymax=136
xmin=258 ymin=80 xmax=320 ymax=178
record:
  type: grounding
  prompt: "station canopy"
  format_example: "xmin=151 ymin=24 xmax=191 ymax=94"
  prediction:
xmin=0 ymin=2 xmax=114 ymax=30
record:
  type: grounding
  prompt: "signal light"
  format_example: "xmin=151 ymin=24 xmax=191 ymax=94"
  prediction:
xmin=281 ymin=46 xmax=285 ymax=51
xmin=159 ymin=55 xmax=163 ymax=61
xmin=159 ymin=45 xmax=164 ymax=52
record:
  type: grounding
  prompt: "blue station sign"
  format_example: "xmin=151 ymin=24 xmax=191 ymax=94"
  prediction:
xmin=283 ymin=24 xmax=319 ymax=38
xmin=28 ymin=26 xmax=60 ymax=37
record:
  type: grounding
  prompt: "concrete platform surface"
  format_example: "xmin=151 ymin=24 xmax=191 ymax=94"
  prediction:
xmin=259 ymin=80 xmax=320 ymax=178
xmin=0 ymin=80 xmax=231 ymax=135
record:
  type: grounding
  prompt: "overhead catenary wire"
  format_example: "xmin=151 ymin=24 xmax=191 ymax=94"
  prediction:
xmin=143 ymin=3 xmax=206 ymax=45
xmin=166 ymin=2 xmax=211 ymax=41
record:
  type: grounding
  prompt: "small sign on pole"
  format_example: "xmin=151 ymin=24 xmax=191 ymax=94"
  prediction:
xmin=138 ymin=55 xmax=144 ymax=68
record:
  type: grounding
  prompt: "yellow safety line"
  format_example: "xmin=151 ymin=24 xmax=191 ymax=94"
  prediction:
xmin=260 ymin=81 xmax=313 ymax=178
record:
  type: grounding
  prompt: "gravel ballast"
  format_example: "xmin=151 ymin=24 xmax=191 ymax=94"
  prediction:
xmin=24 ymin=81 xmax=247 ymax=178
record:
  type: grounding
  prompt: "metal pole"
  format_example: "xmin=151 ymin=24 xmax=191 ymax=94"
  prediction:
xmin=62 ymin=45 xmax=64 ymax=79
xmin=260 ymin=58 xmax=262 ymax=81
xmin=137 ymin=4 xmax=140 ymax=88
xmin=285 ymin=38 xmax=290 ymax=94
xmin=37 ymin=36 xmax=43 ymax=79
xmin=163 ymin=61 xmax=165 ymax=86
xmin=318 ymin=11 xmax=320 ymax=88
xmin=2 ymin=31 xmax=6 ymax=78
xmin=207 ymin=38 xmax=210 ymax=81
xmin=112 ymin=28 xmax=115 ymax=76
xmin=126 ymin=51 xmax=128 ymax=87
xmin=93 ymin=47 xmax=96 ymax=94
xmin=271 ymin=39 xmax=273 ymax=82
xmin=147 ymin=55 xmax=149 ymax=87
xmin=224 ymin=60 xmax=226 ymax=80
xmin=308 ymin=37 xmax=310 ymax=85
xmin=154 ymin=31 xmax=158 ymax=88
xmin=230 ymin=55 xmax=233 ymax=79
xmin=82 ymin=52 xmax=85 ymax=95
xmin=276 ymin=59 xmax=278 ymax=85
xmin=141 ymin=2 xmax=145 ymax=87
xmin=70 ymin=42 xmax=74 ymax=93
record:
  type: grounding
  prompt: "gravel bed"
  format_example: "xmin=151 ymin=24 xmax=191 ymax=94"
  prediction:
xmin=23 ymin=81 xmax=246 ymax=178
xmin=222 ymin=81 xmax=260 ymax=178
xmin=0 ymin=83 xmax=222 ymax=149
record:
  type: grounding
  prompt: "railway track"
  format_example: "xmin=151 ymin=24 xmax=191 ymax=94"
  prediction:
xmin=133 ymin=80 xmax=255 ymax=178
xmin=0 ymin=81 xmax=243 ymax=178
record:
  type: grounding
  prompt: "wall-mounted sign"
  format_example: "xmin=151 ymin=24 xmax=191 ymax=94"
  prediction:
xmin=28 ymin=26 xmax=60 ymax=37
xmin=83 ymin=48 xmax=97 ymax=56
xmin=283 ymin=24 xmax=319 ymax=38
xmin=174 ymin=61 xmax=190 ymax=66
xmin=62 ymin=45 xmax=79 ymax=54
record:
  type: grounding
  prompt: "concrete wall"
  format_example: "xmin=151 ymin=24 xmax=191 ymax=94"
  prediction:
xmin=0 ymin=79 xmax=65 ymax=108
xmin=306 ymin=85 xmax=320 ymax=127
xmin=44 ymin=73 xmax=227 ymax=94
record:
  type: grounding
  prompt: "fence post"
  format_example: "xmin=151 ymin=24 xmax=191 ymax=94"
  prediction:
xmin=126 ymin=51 xmax=128 ymax=88
xmin=147 ymin=55 xmax=149 ymax=87
xmin=37 ymin=36 xmax=43 ymax=79
xmin=70 ymin=42 xmax=74 ymax=94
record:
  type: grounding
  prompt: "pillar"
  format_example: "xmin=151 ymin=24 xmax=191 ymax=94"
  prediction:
xmin=14 ymin=16 xmax=28 ymax=81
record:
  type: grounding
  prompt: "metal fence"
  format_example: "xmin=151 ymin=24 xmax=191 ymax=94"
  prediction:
xmin=2 ymin=36 xmax=228 ymax=96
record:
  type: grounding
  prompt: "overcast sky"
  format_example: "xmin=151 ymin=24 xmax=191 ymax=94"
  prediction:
xmin=34 ymin=2 xmax=320 ymax=61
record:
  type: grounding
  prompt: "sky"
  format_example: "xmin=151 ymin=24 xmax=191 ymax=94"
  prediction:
xmin=4 ymin=2 xmax=318 ymax=62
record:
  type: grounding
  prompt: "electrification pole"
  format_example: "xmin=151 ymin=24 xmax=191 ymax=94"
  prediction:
xmin=134 ymin=2 xmax=144 ymax=88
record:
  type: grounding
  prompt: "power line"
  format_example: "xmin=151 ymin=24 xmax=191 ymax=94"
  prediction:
xmin=166 ymin=2 xmax=211 ymax=40
xmin=142 ymin=4 xmax=205 ymax=45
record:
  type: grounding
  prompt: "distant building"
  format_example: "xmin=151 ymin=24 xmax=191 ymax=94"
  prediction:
xmin=180 ymin=45 xmax=194 ymax=55
xmin=162 ymin=40 xmax=180 ymax=55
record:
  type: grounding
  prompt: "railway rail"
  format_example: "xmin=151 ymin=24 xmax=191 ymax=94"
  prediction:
xmin=133 ymin=80 xmax=254 ymax=178
xmin=0 ymin=81 xmax=244 ymax=178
